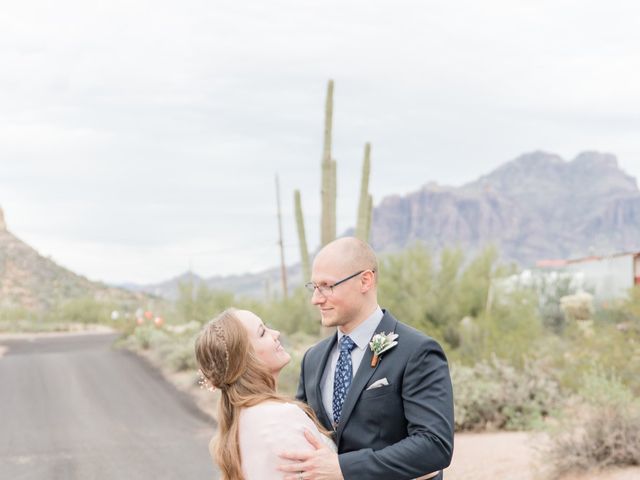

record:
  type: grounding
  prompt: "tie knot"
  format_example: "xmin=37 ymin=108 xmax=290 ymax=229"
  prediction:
xmin=339 ymin=335 xmax=356 ymax=353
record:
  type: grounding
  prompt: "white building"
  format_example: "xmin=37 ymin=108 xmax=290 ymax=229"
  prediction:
xmin=537 ymin=252 xmax=640 ymax=303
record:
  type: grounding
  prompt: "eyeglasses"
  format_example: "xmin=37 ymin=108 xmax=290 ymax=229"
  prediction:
xmin=305 ymin=270 xmax=374 ymax=297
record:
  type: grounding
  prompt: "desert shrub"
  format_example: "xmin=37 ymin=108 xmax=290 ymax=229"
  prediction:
xmin=549 ymin=320 xmax=640 ymax=395
xmin=451 ymin=355 xmax=561 ymax=431
xmin=48 ymin=297 xmax=114 ymax=324
xmin=378 ymin=244 xmax=511 ymax=350
xmin=610 ymin=285 xmax=640 ymax=333
xmin=592 ymin=302 xmax=628 ymax=325
xmin=165 ymin=338 xmax=198 ymax=372
xmin=0 ymin=307 xmax=37 ymax=323
xmin=130 ymin=324 xmax=159 ymax=350
xmin=252 ymin=287 xmax=320 ymax=336
xmin=276 ymin=348 xmax=304 ymax=397
xmin=0 ymin=308 xmax=54 ymax=332
xmin=535 ymin=274 xmax=573 ymax=333
xmin=454 ymin=288 xmax=544 ymax=367
xmin=545 ymin=370 xmax=640 ymax=476
xmin=174 ymin=282 xmax=235 ymax=324
xmin=0 ymin=300 xmax=145 ymax=333
xmin=377 ymin=243 xmax=435 ymax=335
xmin=560 ymin=292 xmax=594 ymax=322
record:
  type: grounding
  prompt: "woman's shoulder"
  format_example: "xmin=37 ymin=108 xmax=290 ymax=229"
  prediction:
xmin=239 ymin=401 xmax=313 ymax=450
xmin=239 ymin=400 xmax=336 ymax=457
xmin=240 ymin=400 xmax=307 ymax=423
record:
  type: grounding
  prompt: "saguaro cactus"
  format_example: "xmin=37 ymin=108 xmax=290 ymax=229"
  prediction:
xmin=355 ymin=143 xmax=372 ymax=241
xmin=320 ymin=80 xmax=336 ymax=247
xmin=330 ymin=158 xmax=337 ymax=241
xmin=365 ymin=194 xmax=373 ymax=241
xmin=294 ymin=190 xmax=311 ymax=282
xmin=290 ymin=80 xmax=375 ymax=294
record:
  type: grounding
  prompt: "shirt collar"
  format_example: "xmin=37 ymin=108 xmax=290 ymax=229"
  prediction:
xmin=337 ymin=306 xmax=384 ymax=350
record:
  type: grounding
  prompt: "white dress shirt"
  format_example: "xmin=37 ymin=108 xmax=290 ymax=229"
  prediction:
xmin=320 ymin=306 xmax=384 ymax=423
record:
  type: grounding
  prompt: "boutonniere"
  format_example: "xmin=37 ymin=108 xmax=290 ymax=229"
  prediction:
xmin=369 ymin=332 xmax=399 ymax=367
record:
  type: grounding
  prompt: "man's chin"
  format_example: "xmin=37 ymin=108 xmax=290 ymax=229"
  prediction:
xmin=320 ymin=314 xmax=338 ymax=328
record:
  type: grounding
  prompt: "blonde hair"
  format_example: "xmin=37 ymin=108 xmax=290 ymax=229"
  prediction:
xmin=195 ymin=309 xmax=329 ymax=480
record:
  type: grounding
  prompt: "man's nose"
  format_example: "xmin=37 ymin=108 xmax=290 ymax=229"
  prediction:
xmin=311 ymin=288 xmax=325 ymax=305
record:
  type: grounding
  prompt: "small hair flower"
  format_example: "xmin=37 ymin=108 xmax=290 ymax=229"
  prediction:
xmin=198 ymin=369 xmax=215 ymax=392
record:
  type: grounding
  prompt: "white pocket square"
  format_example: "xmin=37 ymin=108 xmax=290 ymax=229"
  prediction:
xmin=366 ymin=377 xmax=389 ymax=390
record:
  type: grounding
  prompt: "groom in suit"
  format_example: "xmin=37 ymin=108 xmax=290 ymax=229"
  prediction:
xmin=279 ymin=237 xmax=454 ymax=480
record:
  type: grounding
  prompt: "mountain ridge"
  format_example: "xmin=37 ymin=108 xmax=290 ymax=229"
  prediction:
xmin=0 ymin=210 xmax=148 ymax=311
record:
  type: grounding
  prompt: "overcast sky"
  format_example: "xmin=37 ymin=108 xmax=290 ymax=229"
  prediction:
xmin=2 ymin=0 xmax=640 ymax=284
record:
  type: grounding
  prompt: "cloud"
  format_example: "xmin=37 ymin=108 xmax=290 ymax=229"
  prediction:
xmin=2 ymin=0 xmax=640 ymax=283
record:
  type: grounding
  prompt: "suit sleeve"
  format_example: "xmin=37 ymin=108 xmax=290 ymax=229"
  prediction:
xmin=338 ymin=339 xmax=454 ymax=479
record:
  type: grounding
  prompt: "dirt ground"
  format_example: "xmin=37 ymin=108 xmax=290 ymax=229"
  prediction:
xmin=445 ymin=431 xmax=640 ymax=480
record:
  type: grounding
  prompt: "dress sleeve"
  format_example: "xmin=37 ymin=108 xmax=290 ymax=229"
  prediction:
xmin=238 ymin=402 xmax=330 ymax=480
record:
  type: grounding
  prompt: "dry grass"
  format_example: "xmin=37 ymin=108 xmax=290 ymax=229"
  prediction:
xmin=545 ymin=404 xmax=640 ymax=477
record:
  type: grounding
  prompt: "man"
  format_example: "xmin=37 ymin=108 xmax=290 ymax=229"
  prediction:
xmin=279 ymin=237 xmax=454 ymax=480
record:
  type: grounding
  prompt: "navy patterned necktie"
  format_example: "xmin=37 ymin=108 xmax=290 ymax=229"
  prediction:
xmin=332 ymin=335 xmax=357 ymax=425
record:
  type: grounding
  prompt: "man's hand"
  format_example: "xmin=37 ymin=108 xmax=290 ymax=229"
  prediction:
xmin=278 ymin=429 xmax=344 ymax=480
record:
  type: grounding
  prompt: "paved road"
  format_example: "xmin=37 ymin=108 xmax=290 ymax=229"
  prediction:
xmin=0 ymin=332 xmax=219 ymax=480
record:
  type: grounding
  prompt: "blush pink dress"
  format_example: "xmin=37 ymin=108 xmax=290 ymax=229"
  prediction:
xmin=235 ymin=401 xmax=336 ymax=480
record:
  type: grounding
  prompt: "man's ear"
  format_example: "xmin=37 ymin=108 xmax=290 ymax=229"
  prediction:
xmin=360 ymin=270 xmax=376 ymax=292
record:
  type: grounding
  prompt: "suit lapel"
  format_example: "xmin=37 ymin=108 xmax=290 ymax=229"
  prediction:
xmin=310 ymin=333 xmax=337 ymax=430
xmin=336 ymin=311 xmax=398 ymax=441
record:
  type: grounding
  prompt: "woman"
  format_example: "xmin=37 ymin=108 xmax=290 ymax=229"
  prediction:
xmin=195 ymin=308 xmax=334 ymax=480
xmin=195 ymin=308 xmax=439 ymax=480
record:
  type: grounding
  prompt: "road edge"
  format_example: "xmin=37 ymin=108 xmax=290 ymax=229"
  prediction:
xmin=119 ymin=346 xmax=218 ymax=426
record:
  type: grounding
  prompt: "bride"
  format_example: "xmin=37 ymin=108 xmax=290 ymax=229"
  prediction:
xmin=195 ymin=308 xmax=438 ymax=480
xmin=195 ymin=308 xmax=333 ymax=479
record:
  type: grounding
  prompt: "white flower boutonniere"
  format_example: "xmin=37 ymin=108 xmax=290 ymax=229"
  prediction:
xmin=369 ymin=332 xmax=399 ymax=367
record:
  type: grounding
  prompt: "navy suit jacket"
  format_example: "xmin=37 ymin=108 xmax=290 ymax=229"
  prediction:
xmin=296 ymin=310 xmax=454 ymax=480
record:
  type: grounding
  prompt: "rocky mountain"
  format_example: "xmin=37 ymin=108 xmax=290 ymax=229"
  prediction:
xmin=0 ymin=208 xmax=148 ymax=311
xmin=369 ymin=151 xmax=640 ymax=264
xmin=125 ymin=265 xmax=305 ymax=301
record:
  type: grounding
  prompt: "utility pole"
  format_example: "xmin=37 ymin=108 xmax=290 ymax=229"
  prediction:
xmin=275 ymin=174 xmax=288 ymax=299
